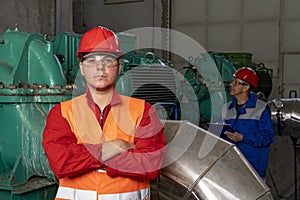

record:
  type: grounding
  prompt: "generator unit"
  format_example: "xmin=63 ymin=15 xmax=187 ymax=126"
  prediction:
xmin=116 ymin=50 xmax=199 ymax=124
xmin=0 ymin=28 xmax=74 ymax=199
xmin=184 ymin=52 xmax=235 ymax=125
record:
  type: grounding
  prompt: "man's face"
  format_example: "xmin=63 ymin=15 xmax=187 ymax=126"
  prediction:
xmin=79 ymin=52 xmax=121 ymax=91
xmin=229 ymin=78 xmax=250 ymax=97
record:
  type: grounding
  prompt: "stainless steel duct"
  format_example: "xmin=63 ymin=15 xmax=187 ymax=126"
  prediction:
xmin=152 ymin=120 xmax=273 ymax=200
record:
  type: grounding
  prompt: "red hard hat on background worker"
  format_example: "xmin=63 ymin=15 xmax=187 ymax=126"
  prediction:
xmin=233 ymin=67 xmax=259 ymax=89
xmin=76 ymin=26 xmax=123 ymax=59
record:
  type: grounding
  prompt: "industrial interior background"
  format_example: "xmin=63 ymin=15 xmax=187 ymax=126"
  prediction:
xmin=1 ymin=0 xmax=300 ymax=199
xmin=2 ymin=0 xmax=300 ymax=99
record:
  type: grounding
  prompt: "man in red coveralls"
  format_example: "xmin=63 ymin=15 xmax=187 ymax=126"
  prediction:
xmin=42 ymin=26 xmax=166 ymax=200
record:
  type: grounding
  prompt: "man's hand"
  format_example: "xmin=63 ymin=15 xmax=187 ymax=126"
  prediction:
xmin=224 ymin=131 xmax=243 ymax=143
xmin=101 ymin=139 xmax=135 ymax=162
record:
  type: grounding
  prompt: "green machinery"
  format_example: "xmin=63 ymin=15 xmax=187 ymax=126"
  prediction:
xmin=0 ymin=28 xmax=273 ymax=199
xmin=0 ymin=28 xmax=78 ymax=199
xmin=116 ymin=50 xmax=199 ymax=124
xmin=184 ymin=52 xmax=235 ymax=124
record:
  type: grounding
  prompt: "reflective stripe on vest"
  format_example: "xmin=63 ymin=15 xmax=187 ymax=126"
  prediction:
xmin=58 ymin=94 xmax=150 ymax=199
xmin=56 ymin=186 xmax=97 ymax=200
xmin=56 ymin=186 xmax=150 ymax=200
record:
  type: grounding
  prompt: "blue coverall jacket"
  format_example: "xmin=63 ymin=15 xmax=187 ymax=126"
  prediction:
xmin=221 ymin=93 xmax=274 ymax=178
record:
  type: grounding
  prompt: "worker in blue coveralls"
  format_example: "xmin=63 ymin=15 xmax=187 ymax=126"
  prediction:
xmin=220 ymin=67 xmax=274 ymax=179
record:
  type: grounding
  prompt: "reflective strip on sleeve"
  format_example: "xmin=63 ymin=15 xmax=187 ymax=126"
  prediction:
xmin=56 ymin=186 xmax=97 ymax=200
xmin=98 ymin=188 xmax=150 ymax=200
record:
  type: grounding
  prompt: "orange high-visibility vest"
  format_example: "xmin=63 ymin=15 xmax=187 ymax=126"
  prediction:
xmin=56 ymin=94 xmax=150 ymax=200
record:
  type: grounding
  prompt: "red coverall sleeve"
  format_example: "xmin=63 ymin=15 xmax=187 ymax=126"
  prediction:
xmin=105 ymin=102 xmax=166 ymax=180
xmin=42 ymin=104 xmax=103 ymax=179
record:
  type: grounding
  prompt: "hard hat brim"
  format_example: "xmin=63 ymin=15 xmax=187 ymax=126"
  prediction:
xmin=77 ymin=50 xmax=123 ymax=60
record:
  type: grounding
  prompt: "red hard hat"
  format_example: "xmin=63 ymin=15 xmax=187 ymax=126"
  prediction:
xmin=76 ymin=26 xmax=123 ymax=59
xmin=233 ymin=67 xmax=259 ymax=88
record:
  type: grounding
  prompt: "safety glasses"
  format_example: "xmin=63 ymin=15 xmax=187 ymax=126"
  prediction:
xmin=232 ymin=79 xmax=250 ymax=86
xmin=82 ymin=54 xmax=118 ymax=69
